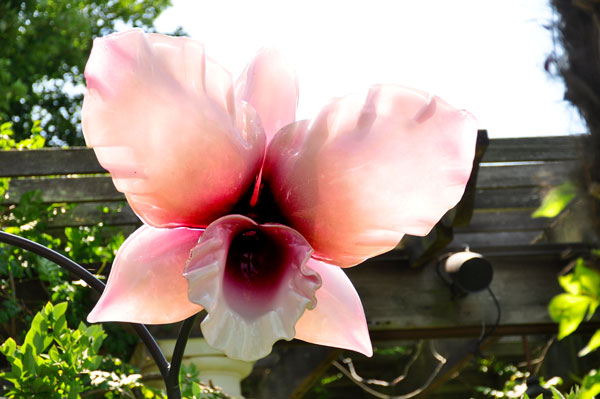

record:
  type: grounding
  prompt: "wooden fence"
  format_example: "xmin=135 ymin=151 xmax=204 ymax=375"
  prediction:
xmin=1 ymin=133 xmax=598 ymax=398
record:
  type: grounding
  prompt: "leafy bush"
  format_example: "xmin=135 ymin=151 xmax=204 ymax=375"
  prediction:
xmin=0 ymin=302 xmax=231 ymax=399
xmin=548 ymin=255 xmax=600 ymax=398
xmin=0 ymin=302 xmax=132 ymax=398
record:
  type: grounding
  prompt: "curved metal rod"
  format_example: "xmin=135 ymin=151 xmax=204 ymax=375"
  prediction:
xmin=166 ymin=314 xmax=199 ymax=398
xmin=0 ymin=230 xmax=173 ymax=392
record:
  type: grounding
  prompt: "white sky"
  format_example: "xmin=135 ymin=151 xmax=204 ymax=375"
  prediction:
xmin=153 ymin=0 xmax=586 ymax=138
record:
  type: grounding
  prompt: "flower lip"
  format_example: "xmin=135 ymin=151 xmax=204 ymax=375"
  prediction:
xmin=183 ymin=214 xmax=322 ymax=360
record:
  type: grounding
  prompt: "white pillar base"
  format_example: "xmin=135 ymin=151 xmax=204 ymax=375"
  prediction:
xmin=132 ymin=337 xmax=254 ymax=398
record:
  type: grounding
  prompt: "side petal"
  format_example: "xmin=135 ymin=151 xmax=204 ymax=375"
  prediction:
xmin=263 ymin=85 xmax=477 ymax=267
xmin=87 ymin=225 xmax=203 ymax=324
xmin=82 ymin=29 xmax=265 ymax=228
xmin=184 ymin=215 xmax=321 ymax=361
xmin=236 ymin=48 xmax=298 ymax=143
xmin=294 ymin=258 xmax=372 ymax=357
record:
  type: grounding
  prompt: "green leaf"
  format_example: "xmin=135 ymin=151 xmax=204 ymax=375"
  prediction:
xmin=53 ymin=301 xmax=68 ymax=319
xmin=579 ymin=329 xmax=600 ymax=356
xmin=22 ymin=344 xmax=37 ymax=375
xmin=44 ymin=301 xmax=54 ymax=315
xmin=570 ymin=260 xmax=600 ymax=297
xmin=11 ymin=356 xmax=23 ymax=379
xmin=549 ymin=294 xmax=591 ymax=339
xmin=558 ymin=273 xmax=580 ymax=295
xmin=0 ymin=337 xmax=17 ymax=357
xmin=550 ymin=386 xmax=566 ymax=399
xmin=48 ymin=346 xmax=61 ymax=363
xmin=24 ymin=313 xmax=45 ymax=355
xmin=54 ymin=314 xmax=68 ymax=335
xmin=581 ymin=370 xmax=600 ymax=399
xmin=532 ymin=182 xmax=577 ymax=218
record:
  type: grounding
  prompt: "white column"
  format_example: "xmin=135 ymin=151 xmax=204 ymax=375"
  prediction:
xmin=132 ymin=337 xmax=254 ymax=398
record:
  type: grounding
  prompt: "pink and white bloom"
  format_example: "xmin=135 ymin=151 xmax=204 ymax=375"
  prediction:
xmin=82 ymin=29 xmax=477 ymax=361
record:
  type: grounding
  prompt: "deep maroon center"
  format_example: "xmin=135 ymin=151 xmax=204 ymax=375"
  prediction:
xmin=231 ymin=180 xmax=289 ymax=225
xmin=223 ymin=229 xmax=286 ymax=316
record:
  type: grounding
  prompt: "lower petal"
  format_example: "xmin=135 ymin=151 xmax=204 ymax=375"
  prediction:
xmin=88 ymin=225 xmax=203 ymax=324
xmin=295 ymin=258 xmax=372 ymax=357
xmin=184 ymin=215 xmax=321 ymax=361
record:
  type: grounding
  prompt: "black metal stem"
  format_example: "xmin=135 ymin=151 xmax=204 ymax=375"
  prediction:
xmin=0 ymin=230 xmax=184 ymax=398
xmin=166 ymin=314 xmax=199 ymax=398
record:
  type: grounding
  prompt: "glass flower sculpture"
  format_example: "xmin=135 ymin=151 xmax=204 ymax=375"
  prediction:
xmin=82 ymin=29 xmax=477 ymax=362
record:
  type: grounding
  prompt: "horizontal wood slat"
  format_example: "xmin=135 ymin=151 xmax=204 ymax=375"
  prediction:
xmin=451 ymin=231 xmax=543 ymax=248
xmin=0 ymin=148 xmax=105 ymax=177
xmin=474 ymin=187 xmax=544 ymax=210
xmin=50 ymin=201 xmax=139 ymax=227
xmin=0 ymin=134 xmax=587 ymax=177
xmin=3 ymin=176 xmax=122 ymax=204
xmin=460 ymin=210 xmax=549 ymax=232
xmin=476 ymin=161 xmax=578 ymax=189
xmin=481 ymin=135 xmax=584 ymax=163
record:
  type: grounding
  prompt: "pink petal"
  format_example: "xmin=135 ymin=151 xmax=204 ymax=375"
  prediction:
xmin=87 ymin=225 xmax=203 ymax=324
xmin=184 ymin=215 xmax=321 ymax=361
xmin=263 ymin=85 xmax=477 ymax=267
xmin=82 ymin=29 xmax=265 ymax=228
xmin=294 ymin=258 xmax=372 ymax=357
xmin=236 ymin=48 xmax=298 ymax=143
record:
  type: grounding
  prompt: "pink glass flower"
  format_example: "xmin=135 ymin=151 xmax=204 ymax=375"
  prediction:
xmin=82 ymin=29 xmax=477 ymax=361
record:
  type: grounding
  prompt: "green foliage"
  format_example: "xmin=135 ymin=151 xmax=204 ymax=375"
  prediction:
xmin=0 ymin=120 xmax=45 ymax=151
xmin=547 ymin=257 xmax=600 ymax=398
xmin=0 ymin=301 xmax=153 ymax=398
xmin=178 ymin=363 xmax=232 ymax=399
xmin=64 ymin=224 xmax=125 ymax=267
xmin=548 ymin=259 xmax=600 ymax=342
xmin=532 ymin=182 xmax=577 ymax=218
xmin=579 ymin=370 xmax=600 ymax=399
xmin=475 ymin=356 xmax=528 ymax=398
xmin=373 ymin=345 xmax=409 ymax=356
xmin=0 ymin=302 xmax=231 ymax=398
xmin=0 ymin=189 xmax=133 ymax=358
xmin=0 ymin=0 xmax=178 ymax=146
xmin=1 ymin=301 xmax=102 ymax=398
xmin=0 ymin=186 xmax=225 ymax=397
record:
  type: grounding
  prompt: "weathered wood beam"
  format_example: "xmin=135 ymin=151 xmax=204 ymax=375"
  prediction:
xmin=481 ymin=135 xmax=584 ymax=162
xmin=477 ymin=161 xmax=579 ymax=189
xmin=0 ymin=147 xmax=104 ymax=177
xmin=474 ymin=187 xmax=545 ymax=209
xmin=1 ymin=179 xmax=546 ymax=209
xmin=0 ymin=135 xmax=585 ymax=178
xmin=462 ymin=210 xmax=549 ymax=232
xmin=352 ymin=245 xmax=591 ymax=333
xmin=3 ymin=176 xmax=122 ymax=204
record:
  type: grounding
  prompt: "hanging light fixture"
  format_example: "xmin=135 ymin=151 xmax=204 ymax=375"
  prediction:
xmin=438 ymin=248 xmax=494 ymax=298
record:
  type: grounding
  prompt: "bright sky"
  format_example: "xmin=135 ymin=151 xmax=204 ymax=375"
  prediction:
xmin=153 ymin=0 xmax=586 ymax=138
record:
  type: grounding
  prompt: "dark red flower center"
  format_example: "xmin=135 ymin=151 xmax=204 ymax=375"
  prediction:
xmin=223 ymin=229 xmax=286 ymax=317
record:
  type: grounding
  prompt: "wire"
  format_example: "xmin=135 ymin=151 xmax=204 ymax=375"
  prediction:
xmin=333 ymin=341 xmax=447 ymax=399
xmin=479 ymin=287 xmax=501 ymax=345
xmin=341 ymin=341 xmax=424 ymax=387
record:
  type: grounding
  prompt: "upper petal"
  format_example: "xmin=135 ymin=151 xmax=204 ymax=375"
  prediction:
xmin=87 ymin=225 xmax=203 ymax=324
xmin=263 ymin=85 xmax=477 ymax=267
xmin=295 ymin=258 xmax=372 ymax=357
xmin=236 ymin=48 xmax=298 ymax=144
xmin=82 ymin=29 xmax=265 ymax=228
